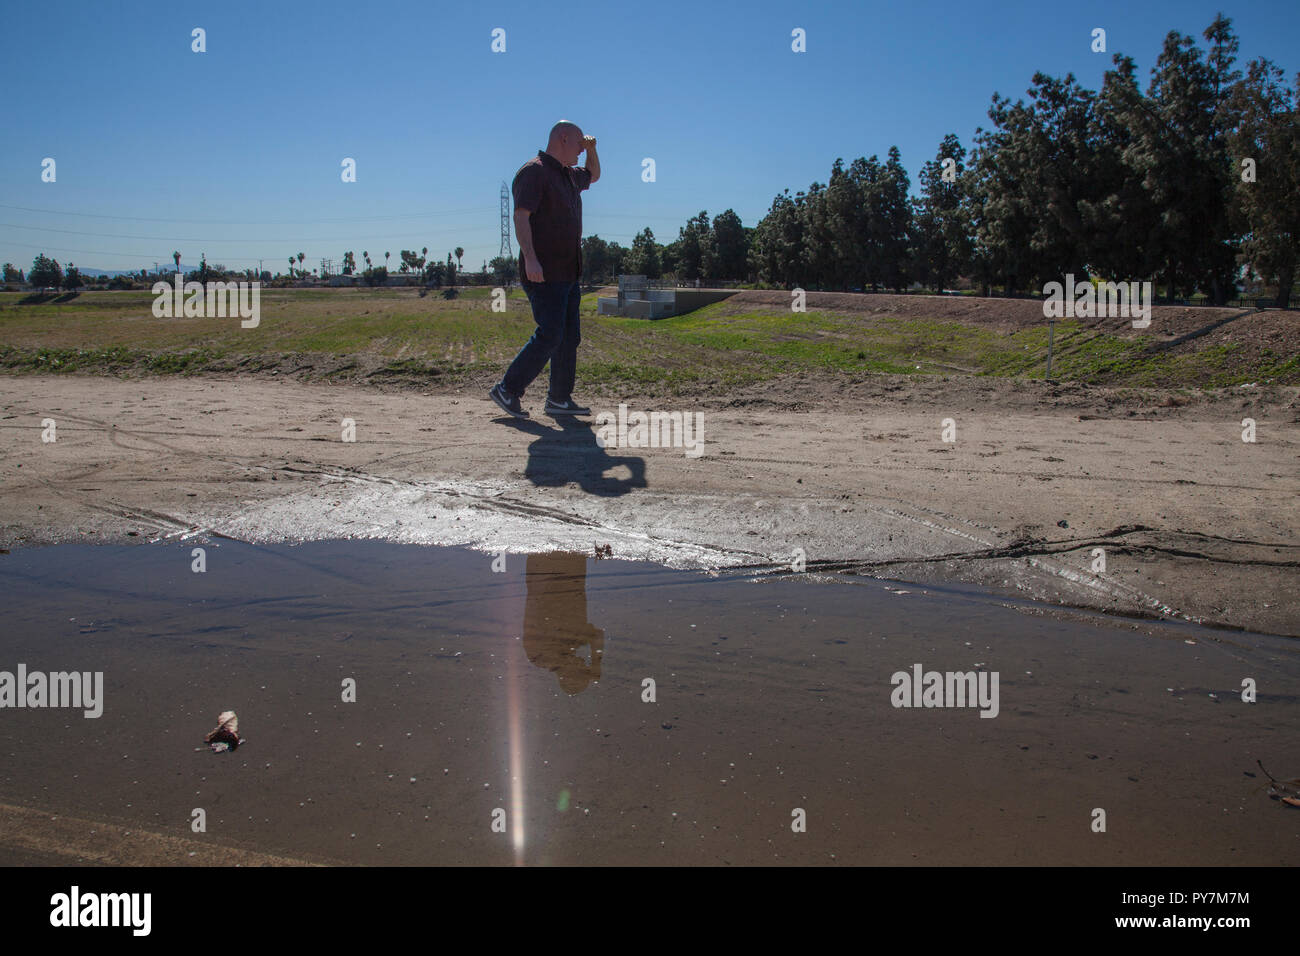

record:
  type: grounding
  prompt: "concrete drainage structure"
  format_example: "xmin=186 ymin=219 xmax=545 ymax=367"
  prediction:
xmin=597 ymin=274 xmax=736 ymax=319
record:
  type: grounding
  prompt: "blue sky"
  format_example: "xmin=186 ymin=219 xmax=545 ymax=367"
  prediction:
xmin=1 ymin=0 xmax=1296 ymax=275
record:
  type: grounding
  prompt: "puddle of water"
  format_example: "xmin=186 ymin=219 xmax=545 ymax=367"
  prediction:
xmin=0 ymin=540 xmax=1296 ymax=865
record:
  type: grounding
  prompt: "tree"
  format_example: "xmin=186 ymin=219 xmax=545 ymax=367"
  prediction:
xmin=676 ymin=211 xmax=709 ymax=281
xmin=2 ymin=263 xmax=22 ymax=282
xmin=28 ymin=254 xmax=62 ymax=289
xmin=62 ymin=263 xmax=82 ymax=290
xmin=913 ymin=134 xmax=973 ymax=292
xmin=625 ymin=228 xmax=661 ymax=278
xmin=172 ymin=250 xmax=181 ymax=273
xmin=797 ymin=180 xmax=836 ymax=289
xmin=1116 ymin=17 xmax=1241 ymax=302
xmin=966 ymin=95 xmax=1040 ymax=295
xmin=1088 ymin=54 xmax=1165 ymax=284
xmin=604 ymin=240 xmax=629 ymax=277
xmin=297 ymin=252 xmax=306 ymax=277
xmin=966 ymin=75 xmax=1103 ymax=294
xmin=1228 ymin=58 xmax=1300 ymax=307
xmin=824 ymin=159 xmax=870 ymax=289
xmin=454 ymin=247 xmax=464 ymax=273
xmin=490 ymin=255 xmax=519 ymax=286
xmin=581 ymin=235 xmax=611 ymax=284
xmin=660 ymin=239 xmax=680 ymax=277
xmin=709 ymin=210 xmax=748 ymax=281
xmin=877 ymin=147 xmax=914 ymax=291
xmin=749 ymin=189 xmax=805 ymax=288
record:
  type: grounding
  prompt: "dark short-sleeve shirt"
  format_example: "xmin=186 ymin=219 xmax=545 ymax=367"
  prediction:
xmin=513 ymin=149 xmax=592 ymax=282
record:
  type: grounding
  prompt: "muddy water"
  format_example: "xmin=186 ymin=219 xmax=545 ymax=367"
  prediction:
xmin=0 ymin=540 xmax=1296 ymax=866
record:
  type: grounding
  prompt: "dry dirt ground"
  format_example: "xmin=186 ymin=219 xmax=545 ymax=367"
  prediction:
xmin=1 ymin=370 xmax=1296 ymax=636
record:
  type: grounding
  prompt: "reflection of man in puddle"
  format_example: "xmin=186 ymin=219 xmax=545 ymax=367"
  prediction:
xmin=523 ymin=552 xmax=604 ymax=695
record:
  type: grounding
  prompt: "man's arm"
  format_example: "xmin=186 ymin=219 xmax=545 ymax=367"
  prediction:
xmin=514 ymin=208 xmax=543 ymax=281
xmin=514 ymin=209 xmax=536 ymax=261
xmin=582 ymin=137 xmax=600 ymax=183
xmin=512 ymin=164 xmax=544 ymax=276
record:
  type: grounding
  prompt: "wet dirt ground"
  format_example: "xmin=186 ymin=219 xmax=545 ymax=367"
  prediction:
xmin=0 ymin=540 xmax=1296 ymax=866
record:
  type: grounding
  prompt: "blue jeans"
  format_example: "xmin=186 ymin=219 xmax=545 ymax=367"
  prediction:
xmin=502 ymin=279 xmax=581 ymax=401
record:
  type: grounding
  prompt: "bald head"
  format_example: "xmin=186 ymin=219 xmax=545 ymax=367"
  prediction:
xmin=546 ymin=120 xmax=585 ymax=166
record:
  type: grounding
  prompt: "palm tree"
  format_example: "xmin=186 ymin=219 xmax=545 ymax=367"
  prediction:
xmin=455 ymin=247 xmax=464 ymax=272
xmin=297 ymin=253 xmax=305 ymax=274
xmin=384 ymin=252 xmax=390 ymax=268
xmin=288 ymin=257 xmax=295 ymax=276
xmin=172 ymin=251 xmax=181 ymax=274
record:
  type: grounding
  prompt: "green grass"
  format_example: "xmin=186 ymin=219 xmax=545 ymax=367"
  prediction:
xmin=0 ymin=288 xmax=1292 ymax=390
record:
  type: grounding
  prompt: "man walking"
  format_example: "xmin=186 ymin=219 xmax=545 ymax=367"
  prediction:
xmin=490 ymin=120 xmax=600 ymax=420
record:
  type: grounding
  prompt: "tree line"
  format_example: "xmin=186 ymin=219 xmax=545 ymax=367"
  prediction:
xmin=582 ymin=13 xmax=1298 ymax=307
xmin=8 ymin=15 xmax=1294 ymax=306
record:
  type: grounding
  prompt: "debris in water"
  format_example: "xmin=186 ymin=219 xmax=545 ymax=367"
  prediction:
xmin=1257 ymin=760 xmax=1300 ymax=808
xmin=204 ymin=711 xmax=241 ymax=752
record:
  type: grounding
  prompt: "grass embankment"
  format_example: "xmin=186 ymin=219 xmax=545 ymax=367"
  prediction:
xmin=0 ymin=287 xmax=1294 ymax=391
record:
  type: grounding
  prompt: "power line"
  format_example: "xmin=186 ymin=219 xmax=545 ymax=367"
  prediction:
xmin=0 ymin=240 xmax=297 ymax=265
xmin=0 ymin=203 xmax=496 ymax=225
xmin=0 ymin=240 xmax=181 ymax=259
xmin=0 ymin=222 xmax=482 ymax=243
xmin=0 ymin=202 xmax=701 ymax=228
xmin=0 ymin=233 xmax=652 ymax=262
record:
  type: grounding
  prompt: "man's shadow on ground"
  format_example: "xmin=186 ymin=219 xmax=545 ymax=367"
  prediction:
xmin=496 ymin=415 xmax=646 ymax=496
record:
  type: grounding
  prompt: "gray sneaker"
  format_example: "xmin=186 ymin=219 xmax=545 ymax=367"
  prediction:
xmin=490 ymin=383 xmax=529 ymax=419
xmin=545 ymin=396 xmax=591 ymax=416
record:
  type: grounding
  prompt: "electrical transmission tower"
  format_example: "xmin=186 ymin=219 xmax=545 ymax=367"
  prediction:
xmin=499 ymin=182 xmax=512 ymax=260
